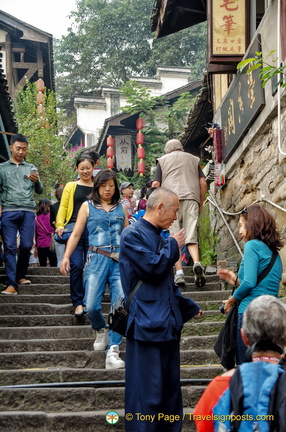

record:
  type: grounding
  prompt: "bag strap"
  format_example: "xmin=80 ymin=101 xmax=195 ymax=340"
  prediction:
xmin=257 ymin=252 xmax=277 ymax=285
xmin=125 ymin=236 xmax=163 ymax=312
xmin=230 ymin=252 xmax=277 ymax=296
xmin=125 ymin=279 xmax=143 ymax=312
xmin=35 ymin=218 xmax=51 ymax=236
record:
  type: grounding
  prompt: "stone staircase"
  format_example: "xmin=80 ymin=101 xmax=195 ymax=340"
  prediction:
xmin=0 ymin=266 xmax=230 ymax=432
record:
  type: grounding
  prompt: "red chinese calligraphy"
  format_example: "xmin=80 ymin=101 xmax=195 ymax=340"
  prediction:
xmin=221 ymin=15 xmax=237 ymax=35
xmin=220 ymin=0 xmax=238 ymax=11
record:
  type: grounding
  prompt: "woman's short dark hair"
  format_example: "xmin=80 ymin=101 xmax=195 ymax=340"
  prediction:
xmin=89 ymin=169 xmax=120 ymax=205
xmin=36 ymin=198 xmax=51 ymax=215
xmin=75 ymin=154 xmax=94 ymax=168
xmin=55 ymin=187 xmax=63 ymax=202
xmin=241 ymin=205 xmax=284 ymax=252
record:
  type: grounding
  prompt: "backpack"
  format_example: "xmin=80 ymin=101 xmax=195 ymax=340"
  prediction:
xmin=213 ymin=361 xmax=286 ymax=431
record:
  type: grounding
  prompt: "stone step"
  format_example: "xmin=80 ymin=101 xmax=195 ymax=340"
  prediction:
xmin=0 ymin=349 xmax=218 ymax=371
xmin=0 ymin=298 xmax=226 ymax=315
xmin=0 ymin=311 xmax=226 ymax=329
xmin=0 ymin=283 xmax=225 ymax=298
xmin=0 ymin=338 xmax=96 ymax=353
xmin=0 ymin=409 xmax=197 ymax=432
xmin=0 ymin=333 xmax=218 ymax=353
xmin=182 ymin=321 xmax=224 ymax=336
xmin=1 ymin=284 xmax=71 ymax=295
xmin=0 ymin=265 xmax=218 ymax=277
xmin=0 ymin=275 xmax=69 ymax=285
xmin=0 ymin=326 xmax=95 ymax=340
xmin=0 ymin=303 xmax=226 ymax=323
xmin=0 ymin=364 xmax=223 ymax=386
xmin=0 ymin=294 xmax=72 ymax=304
xmin=0 ymin=314 xmax=90 ymax=327
xmin=0 ymin=385 xmax=206 ymax=412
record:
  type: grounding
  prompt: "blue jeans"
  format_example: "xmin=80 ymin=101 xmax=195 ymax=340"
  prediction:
xmin=69 ymin=228 xmax=89 ymax=307
xmin=1 ymin=210 xmax=35 ymax=290
xmin=84 ymin=252 xmax=123 ymax=349
xmin=236 ymin=312 xmax=247 ymax=365
xmin=54 ymin=240 xmax=65 ymax=267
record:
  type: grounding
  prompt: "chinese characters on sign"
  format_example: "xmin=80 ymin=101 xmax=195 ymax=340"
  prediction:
xmin=212 ymin=0 xmax=246 ymax=56
xmin=220 ymin=36 xmax=265 ymax=161
xmin=115 ymin=135 xmax=132 ymax=170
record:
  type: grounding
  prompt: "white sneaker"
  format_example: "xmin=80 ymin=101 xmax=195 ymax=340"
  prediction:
xmin=93 ymin=328 xmax=108 ymax=351
xmin=105 ymin=345 xmax=125 ymax=370
xmin=174 ymin=273 xmax=185 ymax=285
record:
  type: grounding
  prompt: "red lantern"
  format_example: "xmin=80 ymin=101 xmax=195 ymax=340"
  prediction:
xmin=138 ymin=160 xmax=145 ymax=174
xmin=36 ymin=78 xmax=45 ymax=92
xmin=106 ymin=158 xmax=114 ymax=169
xmin=137 ymin=147 xmax=145 ymax=159
xmin=136 ymin=132 xmax=144 ymax=145
xmin=37 ymin=104 xmax=44 ymax=115
xmin=36 ymin=92 xmax=45 ymax=104
xmin=136 ymin=118 xmax=144 ymax=130
xmin=106 ymin=147 xmax=114 ymax=158
xmin=107 ymin=136 xmax=115 ymax=147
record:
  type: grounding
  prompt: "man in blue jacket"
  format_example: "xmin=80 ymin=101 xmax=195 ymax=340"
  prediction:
xmin=120 ymin=187 xmax=202 ymax=432
xmin=0 ymin=134 xmax=43 ymax=295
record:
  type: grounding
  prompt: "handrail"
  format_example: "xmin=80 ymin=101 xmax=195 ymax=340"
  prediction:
xmin=207 ymin=191 xmax=243 ymax=258
xmin=207 ymin=193 xmax=286 ymax=258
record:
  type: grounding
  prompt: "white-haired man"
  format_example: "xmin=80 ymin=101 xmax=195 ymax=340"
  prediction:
xmin=152 ymin=139 xmax=207 ymax=287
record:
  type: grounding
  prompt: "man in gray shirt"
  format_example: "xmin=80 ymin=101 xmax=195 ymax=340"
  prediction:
xmin=152 ymin=139 xmax=207 ymax=287
xmin=0 ymin=134 xmax=43 ymax=295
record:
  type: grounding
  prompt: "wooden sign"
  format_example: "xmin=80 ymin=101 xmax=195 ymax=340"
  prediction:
xmin=209 ymin=0 xmax=249 ymax=63
xmin=221 ymin=35 xmax=265 ymax=161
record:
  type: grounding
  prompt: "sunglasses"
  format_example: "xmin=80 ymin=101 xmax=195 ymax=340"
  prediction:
xmin=241 ymin=207 xmax=248 ymax=214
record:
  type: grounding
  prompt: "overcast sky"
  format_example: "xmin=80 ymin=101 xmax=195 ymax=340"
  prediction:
xmin=0 ymin=0 xmax=77 ymax=38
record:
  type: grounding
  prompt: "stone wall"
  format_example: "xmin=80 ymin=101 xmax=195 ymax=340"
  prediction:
xmin=212 ymin=98 xmax=286 ymax=264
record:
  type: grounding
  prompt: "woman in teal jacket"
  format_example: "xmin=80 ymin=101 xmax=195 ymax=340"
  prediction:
xmin=218 ymin=205 xmax=283 ymax=365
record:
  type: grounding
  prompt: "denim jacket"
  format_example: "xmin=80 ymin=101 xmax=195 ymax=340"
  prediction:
xmin=87 ymin=201 xmax=125 ymax=251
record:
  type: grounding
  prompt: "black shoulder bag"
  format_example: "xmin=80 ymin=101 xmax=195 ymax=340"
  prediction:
xmin=108 ymin=237 xmax=163 ymax=336
xmin=214 ymin=252 xmax=278 ymax=369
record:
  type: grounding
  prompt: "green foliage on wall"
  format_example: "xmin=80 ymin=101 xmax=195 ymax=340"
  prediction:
xmin=198 ymin=203 xmax=219 ymax=266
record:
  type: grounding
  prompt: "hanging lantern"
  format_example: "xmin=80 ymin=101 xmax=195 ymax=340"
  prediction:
xmin=135 ymin=119 xmax=145 ymax=176
xmin=106 ymin=147 xmax=114 ymax=158
xmin=37 ymin=104 xmax=44 ymax=115
xmin=106 ymin=158 xmax=114 ymax=169
xmin=107 ymin=136 xmax=115 ymax=147
xmin=137 ymin=146 xmax=145 ymax=159
xmin=136 ymin=132 xmax=144 ymax=145
xmin=106 ymin=135 xmax=115 ymax=169
xmin=36 ymin=78 xmax=45 ymax=92
xmin=36 ymin=92 xmax=45 ymax=104
xmin=136 ymin=118 xmax=144 ymax=131
xmin=138 ymin=160 xmax=145 ymax=175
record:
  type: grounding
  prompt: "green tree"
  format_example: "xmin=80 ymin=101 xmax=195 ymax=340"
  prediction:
xmin=119 ymin=81 xmax=195 ymax=188
xmin=54 ymin=0 xmax=206 ymax=112
xmin=14 ymin=82 xmax=75 ymax=197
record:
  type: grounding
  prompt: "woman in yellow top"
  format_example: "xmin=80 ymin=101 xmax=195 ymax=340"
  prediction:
xmin=56 ymin=154 xmax=94 ymax=317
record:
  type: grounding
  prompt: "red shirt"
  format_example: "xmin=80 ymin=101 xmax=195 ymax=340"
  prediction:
xmin=193 ymin=375 xmax=231 ymax=432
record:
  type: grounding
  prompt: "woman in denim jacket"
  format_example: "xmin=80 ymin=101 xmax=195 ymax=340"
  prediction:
xmin=60 ymin=170 xmax=128 ymax=369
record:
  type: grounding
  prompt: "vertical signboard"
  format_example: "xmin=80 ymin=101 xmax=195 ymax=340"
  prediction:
xmin=115 ymin=135 xmax=132 ymax=170
xmin=209 ymin=0 xmax=249 ymax=63
xmin=221 ymin=35 xmax=265 ymax=161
